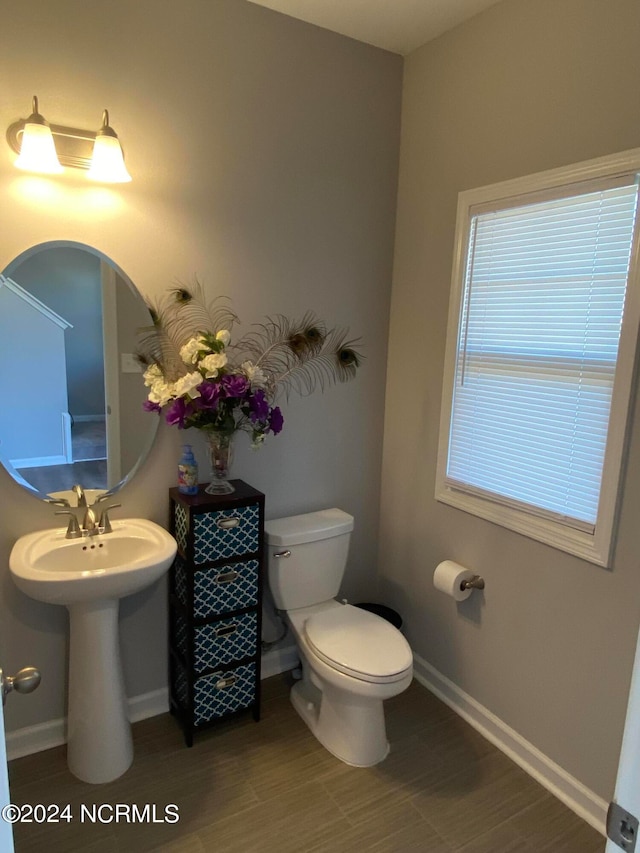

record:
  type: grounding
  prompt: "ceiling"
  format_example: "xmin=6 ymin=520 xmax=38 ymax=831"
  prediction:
xmin=246 ymin=0 xmax=505 ymax=55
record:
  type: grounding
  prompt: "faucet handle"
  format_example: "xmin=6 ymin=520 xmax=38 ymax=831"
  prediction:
xmin=54 ymin=510 xmax=82 ymax=539
xmin=92 ymin=490 xmax=116 ymax=507
xmin=98 ymin=504 xmax=121 ymax=534
xmin=45 ymin=497 xmax=70 ymax=508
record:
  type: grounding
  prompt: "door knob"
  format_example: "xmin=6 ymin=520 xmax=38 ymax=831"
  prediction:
xmin=0 ymin=667 xmax=41 ymax=705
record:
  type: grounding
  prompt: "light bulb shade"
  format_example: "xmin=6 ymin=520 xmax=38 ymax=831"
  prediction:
xmin=87 ymin=134 xmax=131 ymax=183
xmin=15 ymin=122 xmax=63 ymax=174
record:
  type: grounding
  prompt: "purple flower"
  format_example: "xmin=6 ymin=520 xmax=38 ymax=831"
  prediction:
xmin=197 ymin=381 xmax=221 ymax=409
xmin=249 ymin=389 xmax=270 ymax=422
xmin=143 ymin=400 xmax=161 ymax=413
xmin=222 ymin=374 xmax=249 ymax=398
xmin=165 ymin=397 xmax=192 ymax=428
xmin=269 ymin=407 xmax=284 ymax=435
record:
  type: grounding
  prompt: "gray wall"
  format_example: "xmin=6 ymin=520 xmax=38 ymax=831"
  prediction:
xmin=380 ymin=0 xmax=640 ymax=800
xmin=0 ymin=0 xmax=402 ymax=732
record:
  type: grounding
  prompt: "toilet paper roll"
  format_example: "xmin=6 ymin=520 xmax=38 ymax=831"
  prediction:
xmin=433 ymin=560 xmax=474 ymax=602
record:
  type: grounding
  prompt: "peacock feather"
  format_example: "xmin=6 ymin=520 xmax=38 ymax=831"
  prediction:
xmin=137 ymin=280 xmax=363 ymax=442
xmin=138 ymin=282 xmax=363 ymax=396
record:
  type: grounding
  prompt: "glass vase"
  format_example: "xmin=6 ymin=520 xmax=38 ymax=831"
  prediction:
xmin=204 ymin=431 xmax=236 ymax=495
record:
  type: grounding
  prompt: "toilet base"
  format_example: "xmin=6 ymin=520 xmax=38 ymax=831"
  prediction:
xmin=290 ymin=675 xmax=390 ymax=767
xmin=280 ymin=600 xmax=413 ymax=768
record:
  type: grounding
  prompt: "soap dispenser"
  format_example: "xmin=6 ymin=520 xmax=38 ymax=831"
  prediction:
xmin=178 ymin=445 xmax=198 ymax=495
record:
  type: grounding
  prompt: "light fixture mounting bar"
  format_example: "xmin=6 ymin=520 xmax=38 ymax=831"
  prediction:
xmin=7 ymin=120 xmax=96 ymax=170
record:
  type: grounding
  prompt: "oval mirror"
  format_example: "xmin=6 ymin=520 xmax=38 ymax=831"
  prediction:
xmin=0 ymin=241 xmax=157 ymax=502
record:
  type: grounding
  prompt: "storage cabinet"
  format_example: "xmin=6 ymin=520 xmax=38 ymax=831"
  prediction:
xmin=168 ymin=480 xmax=264 ymax=746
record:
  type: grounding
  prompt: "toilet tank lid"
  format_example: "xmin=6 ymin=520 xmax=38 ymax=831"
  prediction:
xmin=265 ymin=508 xmax=354 ymax=547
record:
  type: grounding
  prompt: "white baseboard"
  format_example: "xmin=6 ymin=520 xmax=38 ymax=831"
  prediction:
xmin=7 ymin=650 xmax=299 ymax=763
xmin=412 ymin=653 xmax=608 ymax=837
xmin=128 ymin=687 xmax=169 ymax=723
xmin=6 ymin=718 xmax=66 ymax=762
xmin=6 ymin=687 xmax=170 ymax=762
xmin=10 ymin=454 xmax=69 ymax=469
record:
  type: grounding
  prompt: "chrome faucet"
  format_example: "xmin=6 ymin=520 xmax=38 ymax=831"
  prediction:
xmin=45 ymin=497 xmax=71 ymax=508
xmin=72 ymin=484 xmax=87 ymax=507
xmin=49 ymin=483 xmax=122 ymax=539
xmin=98 ymin=504 xmax=121 ymax=533
xmin=54 ymin=510 xmax=82 ymax=539
xmin=83 ymin=503 xmax=121 ymax=535
xmin=82 ymin=506 xmax=98 ymax=534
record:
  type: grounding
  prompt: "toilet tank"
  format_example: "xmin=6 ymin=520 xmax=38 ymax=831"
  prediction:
xmin=265 ymin=508 xmax=354 ymax=611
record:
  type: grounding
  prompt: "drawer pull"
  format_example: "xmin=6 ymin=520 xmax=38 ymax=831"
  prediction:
xmin=215 ymin=674 xmax=237 ymax=690
xmin=215 ymin=623 xmax=237 ymax=638
xmin=214 ymin=570 xmax=239 ymax=584
xmin=216 ymin=516 xmax=240 ymax=529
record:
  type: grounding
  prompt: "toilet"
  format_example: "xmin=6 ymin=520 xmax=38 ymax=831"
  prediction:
xmin=265 ymin=508 xmax=413 ymax=767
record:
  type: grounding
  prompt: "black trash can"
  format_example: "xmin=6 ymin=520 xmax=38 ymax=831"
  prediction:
xmin=354 ymin=602 xmax=402 ymax=630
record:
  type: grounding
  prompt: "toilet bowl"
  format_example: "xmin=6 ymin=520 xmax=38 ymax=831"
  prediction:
xmin=287 ymin=600 xmax=413 ymax=765
xmin=266 ymin=509 xmax=413 ymax=767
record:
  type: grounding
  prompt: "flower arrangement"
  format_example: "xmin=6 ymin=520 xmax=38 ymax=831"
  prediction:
xmin=142 ymin=328 xmax=285 ymax=447
xmin=138 ymin=282 xmax=362 ymax=492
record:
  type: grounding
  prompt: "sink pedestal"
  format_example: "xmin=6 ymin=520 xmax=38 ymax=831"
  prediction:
xmin=67 ymin=599 xmax=133 ymax=784
xmin=9 ymin=517 xmax=177 ymax=784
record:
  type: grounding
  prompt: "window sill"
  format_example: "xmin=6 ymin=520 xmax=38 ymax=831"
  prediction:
xmin=435 ymin=482 xmax=612 ymax=567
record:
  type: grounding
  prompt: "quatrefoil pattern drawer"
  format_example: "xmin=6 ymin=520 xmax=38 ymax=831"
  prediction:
xmin=174 ymin=554 xmax=259 ymax=619
xmin=174 ymin=502 xmax=260 ymax=563
xmin=174 ymin=611 xmax=257 ymax=674
xmin=176 ymin=662 xmax=256 ymax=726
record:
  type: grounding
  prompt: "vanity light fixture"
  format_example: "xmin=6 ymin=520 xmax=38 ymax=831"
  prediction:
xmin=13 ymin=96 xmax=63 ymax=175
xmin=7 ymin=96 xmax=132 ymax=183
xmin=87 ymin=111 xmax=131 ymax=183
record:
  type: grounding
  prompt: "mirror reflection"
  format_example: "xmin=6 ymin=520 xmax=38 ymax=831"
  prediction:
xmin=0 ymin=242 xmax=157 ymax=500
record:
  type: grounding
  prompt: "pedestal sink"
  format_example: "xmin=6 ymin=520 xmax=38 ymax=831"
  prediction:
xmin=9 ymin=518 xmax=177 ymax=784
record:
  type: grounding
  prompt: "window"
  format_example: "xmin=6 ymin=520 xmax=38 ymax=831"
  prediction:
xmin=436 ymin=150 xmax=640 ymax=565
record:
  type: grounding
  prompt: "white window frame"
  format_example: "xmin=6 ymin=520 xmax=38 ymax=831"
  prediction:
xmin=435 ymin=149 xmax=640 ymax=567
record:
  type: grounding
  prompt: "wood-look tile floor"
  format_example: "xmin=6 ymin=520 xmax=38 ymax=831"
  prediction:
xmin=8 ymin=674 xmax=605 ymax=852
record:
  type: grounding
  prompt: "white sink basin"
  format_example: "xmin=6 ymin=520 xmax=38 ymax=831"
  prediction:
xmin=9 ymin=517 xmax=177 ymax=785
xmin=10 ymin=518 xmax=177 ymax=604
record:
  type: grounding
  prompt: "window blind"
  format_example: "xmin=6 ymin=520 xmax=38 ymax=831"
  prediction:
xmin=446 ymin=177 xmax=639 ymax=530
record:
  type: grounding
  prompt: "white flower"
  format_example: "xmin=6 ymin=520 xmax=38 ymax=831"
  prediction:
xmin=143 ymin=363 xmax=164 ymax=387
xmin=200 ymin=352 xmax=228 ymax=378
xmin=180 ymin=336 xmax=208 ymax=364
xmin=216 ymin=329 xmax=231 ymax=346
xmin=148 ymin=379 xmax=175 ymax=407
xmin=145 ymin=364 xmax=177 ymax=407
xmin=173 ymin=371 xmax=202 ymax=398
xmin=242 ymin=361 xmax=268 ymax=389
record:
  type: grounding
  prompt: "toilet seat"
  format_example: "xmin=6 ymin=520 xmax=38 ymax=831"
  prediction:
xmin=304 ymin=604 xmax=413 ymax=684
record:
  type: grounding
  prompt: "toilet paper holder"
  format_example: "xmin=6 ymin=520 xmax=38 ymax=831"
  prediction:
xmin=460 ymin=575 xmax=485 ymax=591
